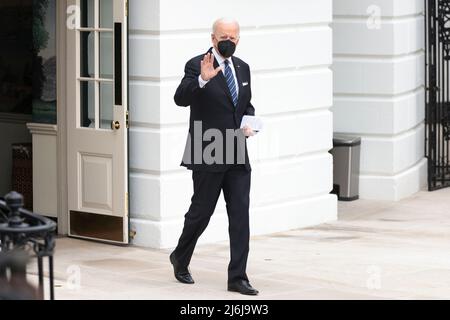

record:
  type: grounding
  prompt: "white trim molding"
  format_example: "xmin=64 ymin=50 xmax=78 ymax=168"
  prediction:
xmin=26 ymin=123 xmax=58 ymax=136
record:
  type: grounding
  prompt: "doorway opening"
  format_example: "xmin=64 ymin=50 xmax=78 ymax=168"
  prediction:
xmin=425 ymin=0 xmax=450 ymax=191
xmin=0 ymin=0 xmax=58 ymax=219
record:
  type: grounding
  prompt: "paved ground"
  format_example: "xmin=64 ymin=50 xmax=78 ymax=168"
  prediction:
xmin=28 ymin=187 xmax=450 ymax=300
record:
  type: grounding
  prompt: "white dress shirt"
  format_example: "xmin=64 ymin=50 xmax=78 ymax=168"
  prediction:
xmin=198 ymin=47 xmax=239 ymax=95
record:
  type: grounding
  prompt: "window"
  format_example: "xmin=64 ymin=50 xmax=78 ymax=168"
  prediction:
xmin=0 ymin=0 xmax=57 ymax=124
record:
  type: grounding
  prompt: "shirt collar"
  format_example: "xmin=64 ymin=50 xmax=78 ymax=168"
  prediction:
xmin=212 ymin=47 xmax=232 ymax=67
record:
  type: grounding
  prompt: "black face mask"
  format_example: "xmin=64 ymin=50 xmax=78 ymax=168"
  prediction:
xmin=217 ymin=40 xmax=236 ymax=58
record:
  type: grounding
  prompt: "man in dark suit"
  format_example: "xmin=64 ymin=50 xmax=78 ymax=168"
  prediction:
xmin=170 ymin=18 xmax=259 ymax=295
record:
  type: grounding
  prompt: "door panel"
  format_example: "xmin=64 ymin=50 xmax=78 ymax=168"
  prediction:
xmin=66 ymin=0 xmax=128 ymax=244
xmin=80 ymin=153 xmax=113 ymax=212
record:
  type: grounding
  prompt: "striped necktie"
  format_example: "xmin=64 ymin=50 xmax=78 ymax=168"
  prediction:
xmin=224 ymin=60 xmax=238 ymax=107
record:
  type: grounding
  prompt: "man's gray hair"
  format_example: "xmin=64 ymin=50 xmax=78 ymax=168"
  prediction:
xmin=212 ymin=17 xmax=240 ymax=35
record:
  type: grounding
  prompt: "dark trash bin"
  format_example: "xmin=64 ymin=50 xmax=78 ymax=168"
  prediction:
xmin=330 ymin=134 xmax=361 ymax=201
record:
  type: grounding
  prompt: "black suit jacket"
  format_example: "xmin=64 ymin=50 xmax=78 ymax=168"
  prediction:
xmin=174 ymin=48 xmax=256 ymax=172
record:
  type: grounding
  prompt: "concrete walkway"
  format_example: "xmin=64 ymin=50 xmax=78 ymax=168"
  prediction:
xmin=30 ymin=187 xmax=450 ymax=300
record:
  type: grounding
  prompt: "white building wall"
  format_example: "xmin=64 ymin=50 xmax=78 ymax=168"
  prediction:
xmin=129 ymin=0 xmax=337 ymax=248
xmin=332 ymin=0 xmax=427 ymax=201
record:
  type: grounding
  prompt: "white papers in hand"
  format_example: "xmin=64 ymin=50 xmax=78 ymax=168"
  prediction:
xmin=240 ymin=115 xmax=263 ymax=133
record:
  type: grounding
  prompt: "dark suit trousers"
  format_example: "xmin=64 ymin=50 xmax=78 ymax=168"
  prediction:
xmin=173 ymin=164 xmax=251 ymax=283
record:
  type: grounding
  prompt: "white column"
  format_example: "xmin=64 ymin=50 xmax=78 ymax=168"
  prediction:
xmin=129 ymin=0 xmax=337 ymax=248
xmin=333 ymin=0 xmax=427 ymax=201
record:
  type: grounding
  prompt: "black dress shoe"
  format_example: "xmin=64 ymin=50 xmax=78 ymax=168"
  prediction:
xmin=228 ymin=280 xmax=259 ymax=295
xmin=170 ymin=252 xmax=194 ymax=284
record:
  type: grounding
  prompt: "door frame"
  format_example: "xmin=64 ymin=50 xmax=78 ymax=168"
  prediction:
xmin=57 ymin=0 xmax=69 ymax=234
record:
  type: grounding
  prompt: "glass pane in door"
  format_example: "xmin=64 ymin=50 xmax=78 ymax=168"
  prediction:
xmin=80 ymin=0 xmax=95 ymax=28
xmin=99 ymin=0 xmax=114 ymax=29
xmin=99 ymin=32 xmax=113 ymax=79
xmin=99 ymin=82 xmax=114 ymax=129
xmin=80 ymin=31 xmax=95 ymax=78
xmin=80 ymin=81 xmax=95 ymax=128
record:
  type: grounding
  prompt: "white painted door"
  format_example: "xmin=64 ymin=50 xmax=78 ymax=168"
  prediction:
xmin=66 ymin=0 xmax=129 ymax=244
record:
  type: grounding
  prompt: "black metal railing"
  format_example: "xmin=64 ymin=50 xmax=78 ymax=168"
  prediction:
xmin=0 ymin=191 xmax=56 ymax=300
xmin=425 ymin=0 xmax=450 ymax=190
